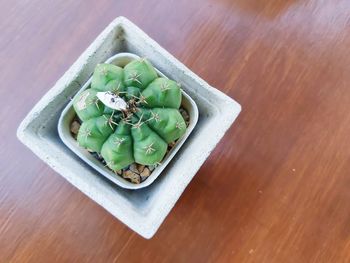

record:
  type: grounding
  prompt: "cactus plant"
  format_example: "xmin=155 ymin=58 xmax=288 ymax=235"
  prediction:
xmin=73 ymin=58 xmax=187 ymax=173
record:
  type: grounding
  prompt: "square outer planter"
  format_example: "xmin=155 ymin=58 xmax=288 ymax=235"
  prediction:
xmin=17 ymin=17 xmax=241 ymax=238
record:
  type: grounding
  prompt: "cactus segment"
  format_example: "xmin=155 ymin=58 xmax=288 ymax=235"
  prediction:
xmin=131 ymin=122 xmax=167 ymax=165
xmin=77 ymin=114 xmax=115 ymax=152
xmin=141 ymin=78 xmax=181 ymax=109
xmin=73 ymin=89 xmax=104 ymax=122
xmin=101 ymin=122 xmax=134 ymax=171
xmin=124 ymin=59 xmax=158 ymax=89
xmin=138 ymin=108 xmax=186 ymax=143
xmin=91 ymin=63 xmax=125 ymax=93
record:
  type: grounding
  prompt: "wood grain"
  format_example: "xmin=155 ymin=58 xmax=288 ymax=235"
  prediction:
xmin=1 ymin=0 xmax=350 ymax=262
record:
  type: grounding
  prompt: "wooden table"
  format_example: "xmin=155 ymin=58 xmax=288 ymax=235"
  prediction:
xmin=1 ymin=0 xmax=350 ymax=262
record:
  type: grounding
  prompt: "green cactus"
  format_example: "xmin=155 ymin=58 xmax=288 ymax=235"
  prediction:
xmin=73 ymin=58 xmax=187 ymax=171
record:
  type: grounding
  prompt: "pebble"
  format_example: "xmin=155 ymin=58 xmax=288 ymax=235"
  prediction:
xmin=70 ymin=120 xmax=80 ymax=135
xmin=140 ymin=167 xmax=150 ymax=177
xmin=115 ymin=170 xmax=123 ymax=175
xmin=130 ymin=174 xmax=141 ymax=184
xmin=123 ymin=170 xmax=141 ymax=184
xmin=179 ymin=108 xmax=190 ymax=122
xmin=122 ymin=170 xmax=131 ymax=178
xmin=129 ymin=163 xmax=139 ymax=174
xmin=137 ymin=164 xmax=145 ymax=173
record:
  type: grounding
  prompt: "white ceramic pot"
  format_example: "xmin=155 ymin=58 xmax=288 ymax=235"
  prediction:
xmin=58 ymin=52 xmax=199 ymax=189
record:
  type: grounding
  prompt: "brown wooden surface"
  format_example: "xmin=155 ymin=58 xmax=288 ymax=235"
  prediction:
xmin=1 ymin=0 xmax=350 ymax=262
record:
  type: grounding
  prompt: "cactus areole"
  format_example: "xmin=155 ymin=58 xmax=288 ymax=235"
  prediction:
xmin=73 ymin=59 xmax=187 ymax=172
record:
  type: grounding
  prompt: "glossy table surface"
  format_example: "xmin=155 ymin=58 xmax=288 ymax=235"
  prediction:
xmin=1 ymin=0 xmax=350 ymax=262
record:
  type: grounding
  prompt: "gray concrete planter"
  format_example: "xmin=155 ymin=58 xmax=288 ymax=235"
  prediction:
xmin=17 ymin=17 xmax=241 ymax=238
